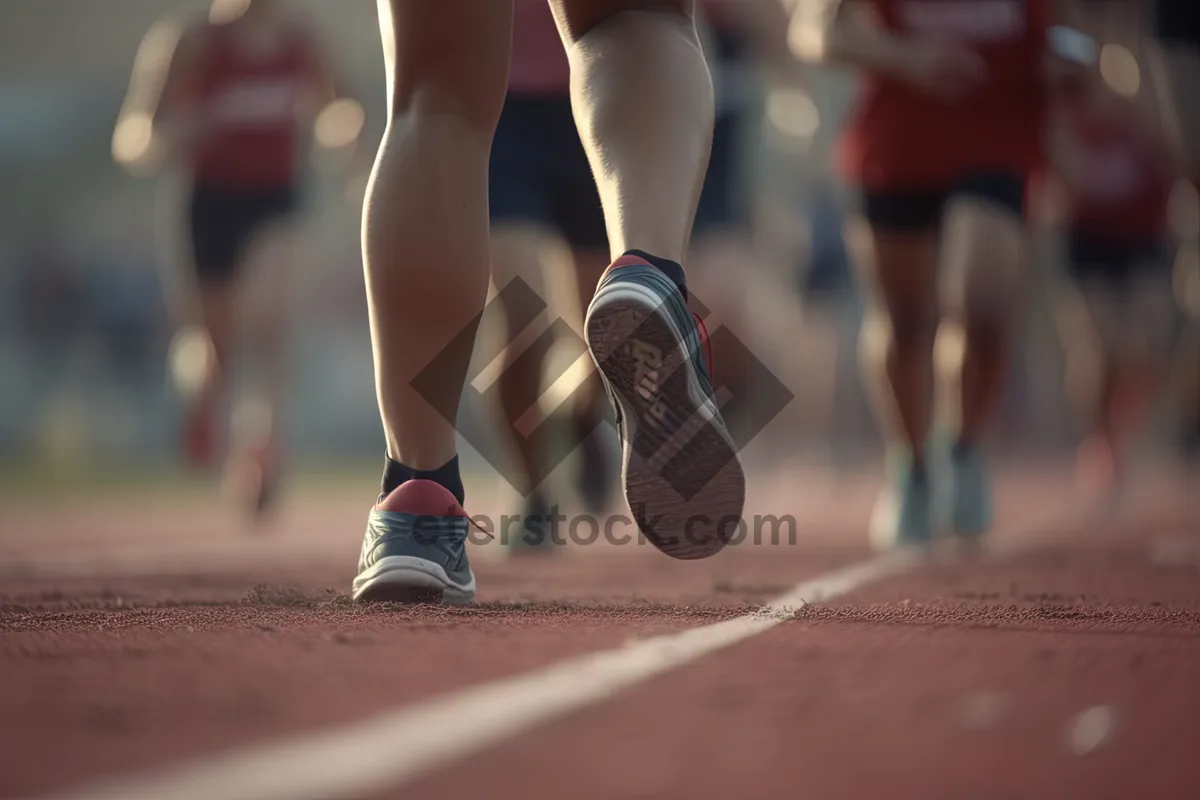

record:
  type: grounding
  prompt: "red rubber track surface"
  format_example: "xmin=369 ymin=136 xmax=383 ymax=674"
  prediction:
xmin=1 ymin=465 xmax=1197 ymax=798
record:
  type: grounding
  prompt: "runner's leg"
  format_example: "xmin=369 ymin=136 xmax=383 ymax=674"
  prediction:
xmin=552 ymin=0 xmax=713 ymax=261
xmin=365 ymin=0 xmax=513 ymax=482
xmin=553 ymin=0 xmax=745 ymax=558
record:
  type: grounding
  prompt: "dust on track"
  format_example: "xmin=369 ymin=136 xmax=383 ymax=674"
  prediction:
xmin=387 ymin=524 xmax=1200 ymax=800
xmin=3 ymin=465 xmax=1195 ymax=799
xmin=0 ymin=584 xmax=759 ymax=797
xmin=0 ymin=585 xmax=758 ymax=634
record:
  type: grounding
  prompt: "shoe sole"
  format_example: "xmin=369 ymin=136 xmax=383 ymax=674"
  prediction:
xmin=586 ymin=266 xmax=745 ymax=560
xmin=352 ymin=556 xmax=476 ymax=605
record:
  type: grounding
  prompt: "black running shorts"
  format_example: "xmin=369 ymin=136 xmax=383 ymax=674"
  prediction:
xmin=860 ymin=171 xmax=1026 ymax=232
xmin=187 ymin=181 xmax=298 ymax=285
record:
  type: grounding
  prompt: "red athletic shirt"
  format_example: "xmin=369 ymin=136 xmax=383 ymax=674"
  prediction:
xmin=1061 ymin=98 xmax=1173 ymax=242
xmin=838 ymin=0 xmax=1051 ymax=191
xmin=508 ymin=0 xmax=571 ymax=97
xmin=182 ymin=20 xmax=320 ymax=189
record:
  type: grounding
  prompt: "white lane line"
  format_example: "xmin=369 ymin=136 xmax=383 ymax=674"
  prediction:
xmin=46 ymin=505 xmax=1073 ymax=800
xmin=47 ymin=551 xmax=922 ymax=800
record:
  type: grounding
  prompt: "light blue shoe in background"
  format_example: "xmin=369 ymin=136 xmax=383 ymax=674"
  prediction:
xmin=949 ymin=441 xmax=993 ymax=541
xmin=870 ymin=450 xmax=934 ymax=551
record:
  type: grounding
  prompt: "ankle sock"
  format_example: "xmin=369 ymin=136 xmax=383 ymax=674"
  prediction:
xmin=381 ymin=454 xmax=465 ymax=506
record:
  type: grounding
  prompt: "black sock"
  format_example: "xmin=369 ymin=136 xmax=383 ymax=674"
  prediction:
xmin=624 ymin=249 xmax=687 ymax=301
xmin=381 ymin=454 xmax=465 ymax=506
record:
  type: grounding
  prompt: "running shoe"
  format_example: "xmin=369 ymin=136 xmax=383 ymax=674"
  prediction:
xmin=870 ymin=451 xmax=933 ymax=550
xmin=585 ymin=255 xmax=745 ymax=559
xmin=950 ymin=442 xmax=993 ymax=539
xmin=507 ymin=491 xmax=559 ymax=555
xmin=352 ymin=479 xmax=476 ymax=604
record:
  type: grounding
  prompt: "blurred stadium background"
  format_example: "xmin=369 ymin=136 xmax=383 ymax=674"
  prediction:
xmin=1 ymin=1 xmax=383 ymax=477
xmin=2 ymin=4 xmax=1199 ymax=797
xmin=0 ymin=0 xmax=1175 ymax=489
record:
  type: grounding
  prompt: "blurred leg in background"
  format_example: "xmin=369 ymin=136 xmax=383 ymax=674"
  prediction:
xmin=1058 ymin=243 xmax=1176 ymax=511
xmin=936 ymin=175 xmax=1030 ymax=543
xmin=117 ymin=2 xmax=345 ymax=518
xmin=180 ymin=182 xmax=301 ymax=517
xmin=1151 ymin=0 xmax=1200 ymax=463
xmin=689 ymin=0 xmax=814 ymax=463
xmin=1045 ymin=68 xmax=1179 ymax=508
xmin=225 ymin=213 xmax=302 ymax=516
xmin=797 ymin=182 xmax=860 ymax=472
xmin=805 ymin=0 xmax=1045 ymax=550
xmin=487 ymin=2 xmax=616 ymax=552
xmin=852 ymin=179 xmax=1029 ymax=553
xmin=1171 ymin=217 xmax=1200 ymax=472
xmin=686 ymin=8 xmax=756 ymax=415
xmin=848 ymin=201 xmax=940 ymax=549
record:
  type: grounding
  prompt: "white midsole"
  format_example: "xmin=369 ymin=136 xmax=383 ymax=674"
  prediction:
xmin=352 ymin=555 xmax=476 ymax=604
